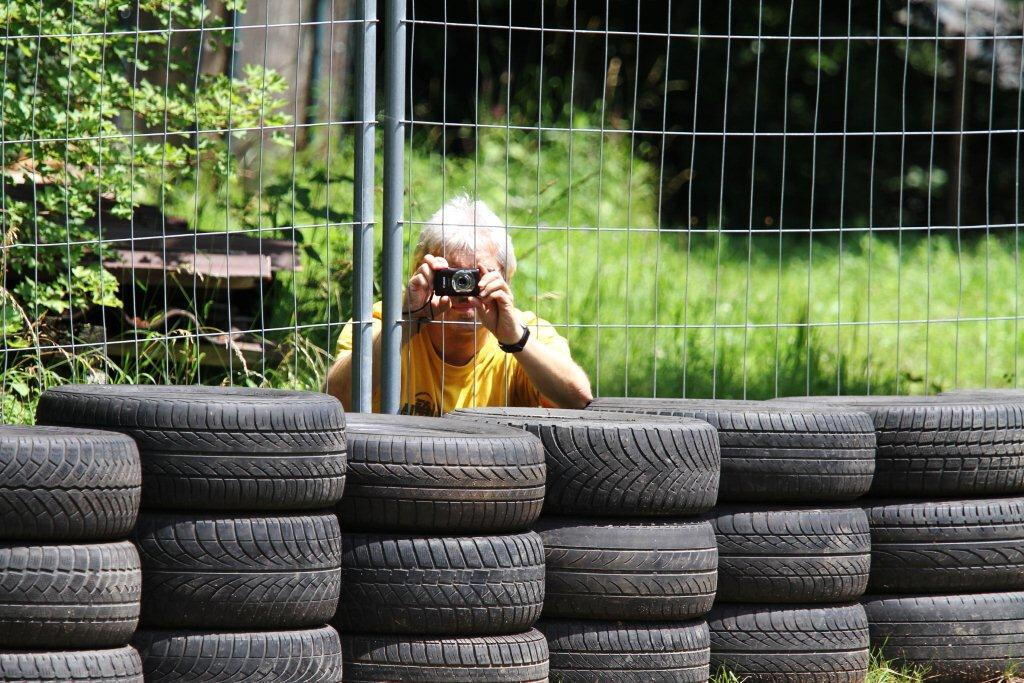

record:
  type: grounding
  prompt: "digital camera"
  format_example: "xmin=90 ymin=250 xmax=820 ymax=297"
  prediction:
xmin=434 ymin=267 xmax=480 ymax=296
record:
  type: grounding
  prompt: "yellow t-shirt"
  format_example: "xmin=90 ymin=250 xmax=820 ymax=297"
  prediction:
xmin=336 ymin=301 xmax=574 ymax=415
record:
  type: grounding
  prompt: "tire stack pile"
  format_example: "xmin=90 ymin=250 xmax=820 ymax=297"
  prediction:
xmin=589 ymin=398 xmax=879 ymax=683
xmin=334 ymin=413 xmax=551 ymax=682
xmin=0 ymin=425 xmax=144 ymax=682
xmin=449 ymin=407 xmax=721 ymax=682
xmin=35 ymin=385 xmax=348 ymax=682
xmin=779 ymin=394 xmax=1024 ymax=682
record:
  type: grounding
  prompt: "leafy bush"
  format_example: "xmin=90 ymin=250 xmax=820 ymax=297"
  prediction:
xmin=0 ymin=0 xmax=287 ymax=415
xmin=0 ymin=0 xmax=286 ymax=342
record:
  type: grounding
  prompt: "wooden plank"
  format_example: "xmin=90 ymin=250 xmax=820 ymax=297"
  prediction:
xmin=104 ymin=250 xmax=272 ymax=290
xmin=100 ymin=222 xmax=300 ymax=273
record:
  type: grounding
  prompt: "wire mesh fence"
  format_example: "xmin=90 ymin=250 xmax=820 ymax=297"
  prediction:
xmin=2 ymin=0 xmax=1023 ymax=421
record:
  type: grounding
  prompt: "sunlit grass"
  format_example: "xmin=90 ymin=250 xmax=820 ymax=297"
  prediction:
xmin=865 ymin=649 xmax=930 ymax=683
xmin=713 ymin=651 xmax=1023 ymax=683
xmin=402 ymin=125 xmax=1024 ymax=399
xmin=8 ymin=120 xmax=1018 ymax=421
xmin=709 ymin=669 xmax=746 ymax=683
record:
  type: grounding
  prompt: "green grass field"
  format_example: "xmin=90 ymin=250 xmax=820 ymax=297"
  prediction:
xmin=159 ymin=123 xmax=1024 ymax=401
xmin=402 ymin=125 xmax=1024 ymax=400
xmin=4 ymin=120 xmax=1022 ymax=423
xmin=711 ymin=650 xmax=1019 ymax=682
xmin=182 ymin=121 xmax=1023 ymax=401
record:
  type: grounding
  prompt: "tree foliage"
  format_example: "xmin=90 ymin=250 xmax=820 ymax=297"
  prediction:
xmin=408 ymin=1 xmax=1024 ymax=233
xmin=0 ymin=0 xmax=288 ymax=350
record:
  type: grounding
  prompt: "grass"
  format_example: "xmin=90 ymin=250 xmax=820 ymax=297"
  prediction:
xmin=101 ymin=117 xmax=1024 ymax=402
xmin=710 ymin=649 xmax=1021 ymax=682
xmin=5 ymin=115 xmax=1023 ymax=422
xmin=207 ymin=118 xmax=1024 ymax=401
xmin=864 ymin=649 xmax=933 ymax=683
xmin=401 ymin=123 xmax=1024 ymax=400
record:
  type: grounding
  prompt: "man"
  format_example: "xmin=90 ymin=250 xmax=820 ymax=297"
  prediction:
xmin=327 ymin=196 xmax=593 ymax=414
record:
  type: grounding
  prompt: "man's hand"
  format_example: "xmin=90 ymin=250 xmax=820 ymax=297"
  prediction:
xmin=471 ymin=269 xmax=523 ymax=345
xmin=405 ymin=254 xmax=452 ymax=320
xmin=472 ymin=267 xmax=592 ymax=408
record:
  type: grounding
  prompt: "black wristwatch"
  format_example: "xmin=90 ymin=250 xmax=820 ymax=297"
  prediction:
xmin=499 ymin=324 xmax=530 ymax=353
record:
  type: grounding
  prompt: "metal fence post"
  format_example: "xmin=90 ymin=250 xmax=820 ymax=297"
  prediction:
xmin=381 ymin=0 xmax=406 ymax=413
xmin=351 ymin=0 xmax=376 ymax=412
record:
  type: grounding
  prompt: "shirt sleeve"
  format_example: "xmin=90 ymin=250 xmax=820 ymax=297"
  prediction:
xmin=529 ymin=316 xmax=572 ymax=357
xmin=335 ymin=320 xmax=355 ymax=354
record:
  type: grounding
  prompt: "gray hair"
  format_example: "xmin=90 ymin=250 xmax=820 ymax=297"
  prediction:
xmin=412 ymin=196 xmax=517 ymax=278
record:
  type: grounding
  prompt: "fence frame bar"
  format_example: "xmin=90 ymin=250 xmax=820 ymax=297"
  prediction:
xmin=351 ymin=0 xmax=377 ymax=412
xmin=380 ymin=0 xmax=406 ymax=413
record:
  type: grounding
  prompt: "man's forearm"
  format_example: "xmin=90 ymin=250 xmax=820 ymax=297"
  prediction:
xmin=326 ymin=349 xmax=365 ymax=411
xmin=513 ymin=339 xmax=593 ymax=409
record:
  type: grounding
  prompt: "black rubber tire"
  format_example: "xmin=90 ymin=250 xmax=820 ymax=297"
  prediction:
xmin=537 ymin=618 xmax=710 ymax=682
xmin=36 ymin=385 xmax=347 ymax=511
xmin=587 ymin=398 xmax=875 ymax=502
xmin=340 ymin=413 xmax=545 ymax=533
xmin=711 ymin=505 xmax=871 ymax=603
xmin=865 ymin=496 xmax=1024 ymax=593
xmin=708 ymin=602 xmax=870 ymax=682
xmin=133 ymin=511 xmax=341 ymax=630
xmin=864 ymin=591 xmax=1024 ymax=683
xmin=0 ymin=647 xmax=143 ymax=682
xmin=133 ymin=626 xmax=343 ymax=683
xmin=0 ymin=426 xmax=140 ymax=541
xmin=447 ymin=407 xmax=720 ymax=516
xmin=336 ymin=531 xmax=545 ymax=635
xmin=342 ymin=630 xmax=549 ymax=682
xmin=0 ymin=540 xmax=140 ymax=649
xmin=535 ymin=516 xmax=717 ymax=621
xmin=774 ymin=395 xmax=1024 ymax=496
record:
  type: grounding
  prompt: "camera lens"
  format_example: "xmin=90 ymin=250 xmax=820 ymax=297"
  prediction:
xmin=452 ymin=271 xmax=475 ymax=293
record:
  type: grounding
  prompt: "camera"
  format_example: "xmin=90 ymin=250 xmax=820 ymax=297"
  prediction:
xmin=434 ymin=267 xmax=480 ymax=296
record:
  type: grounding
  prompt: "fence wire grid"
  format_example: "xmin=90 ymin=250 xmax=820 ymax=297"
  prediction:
xmin=1 ymin=0 xmax=1023 ymax=420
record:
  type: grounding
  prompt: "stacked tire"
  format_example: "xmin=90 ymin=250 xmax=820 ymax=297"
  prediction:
xmin=0 ymin=425 xmax=144 ymax=681
xmin=334 ymin=413 xmax=550 ymax=682
xmin=590 ymin=398 xmax=877 ymax=683
xmin=36 ymin=385 xmax=348 ymax=682
xmin=450 ymin=407 xmax=721 ymax=682
xmin=780 ymin=394 xmax=1024 ymax=682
